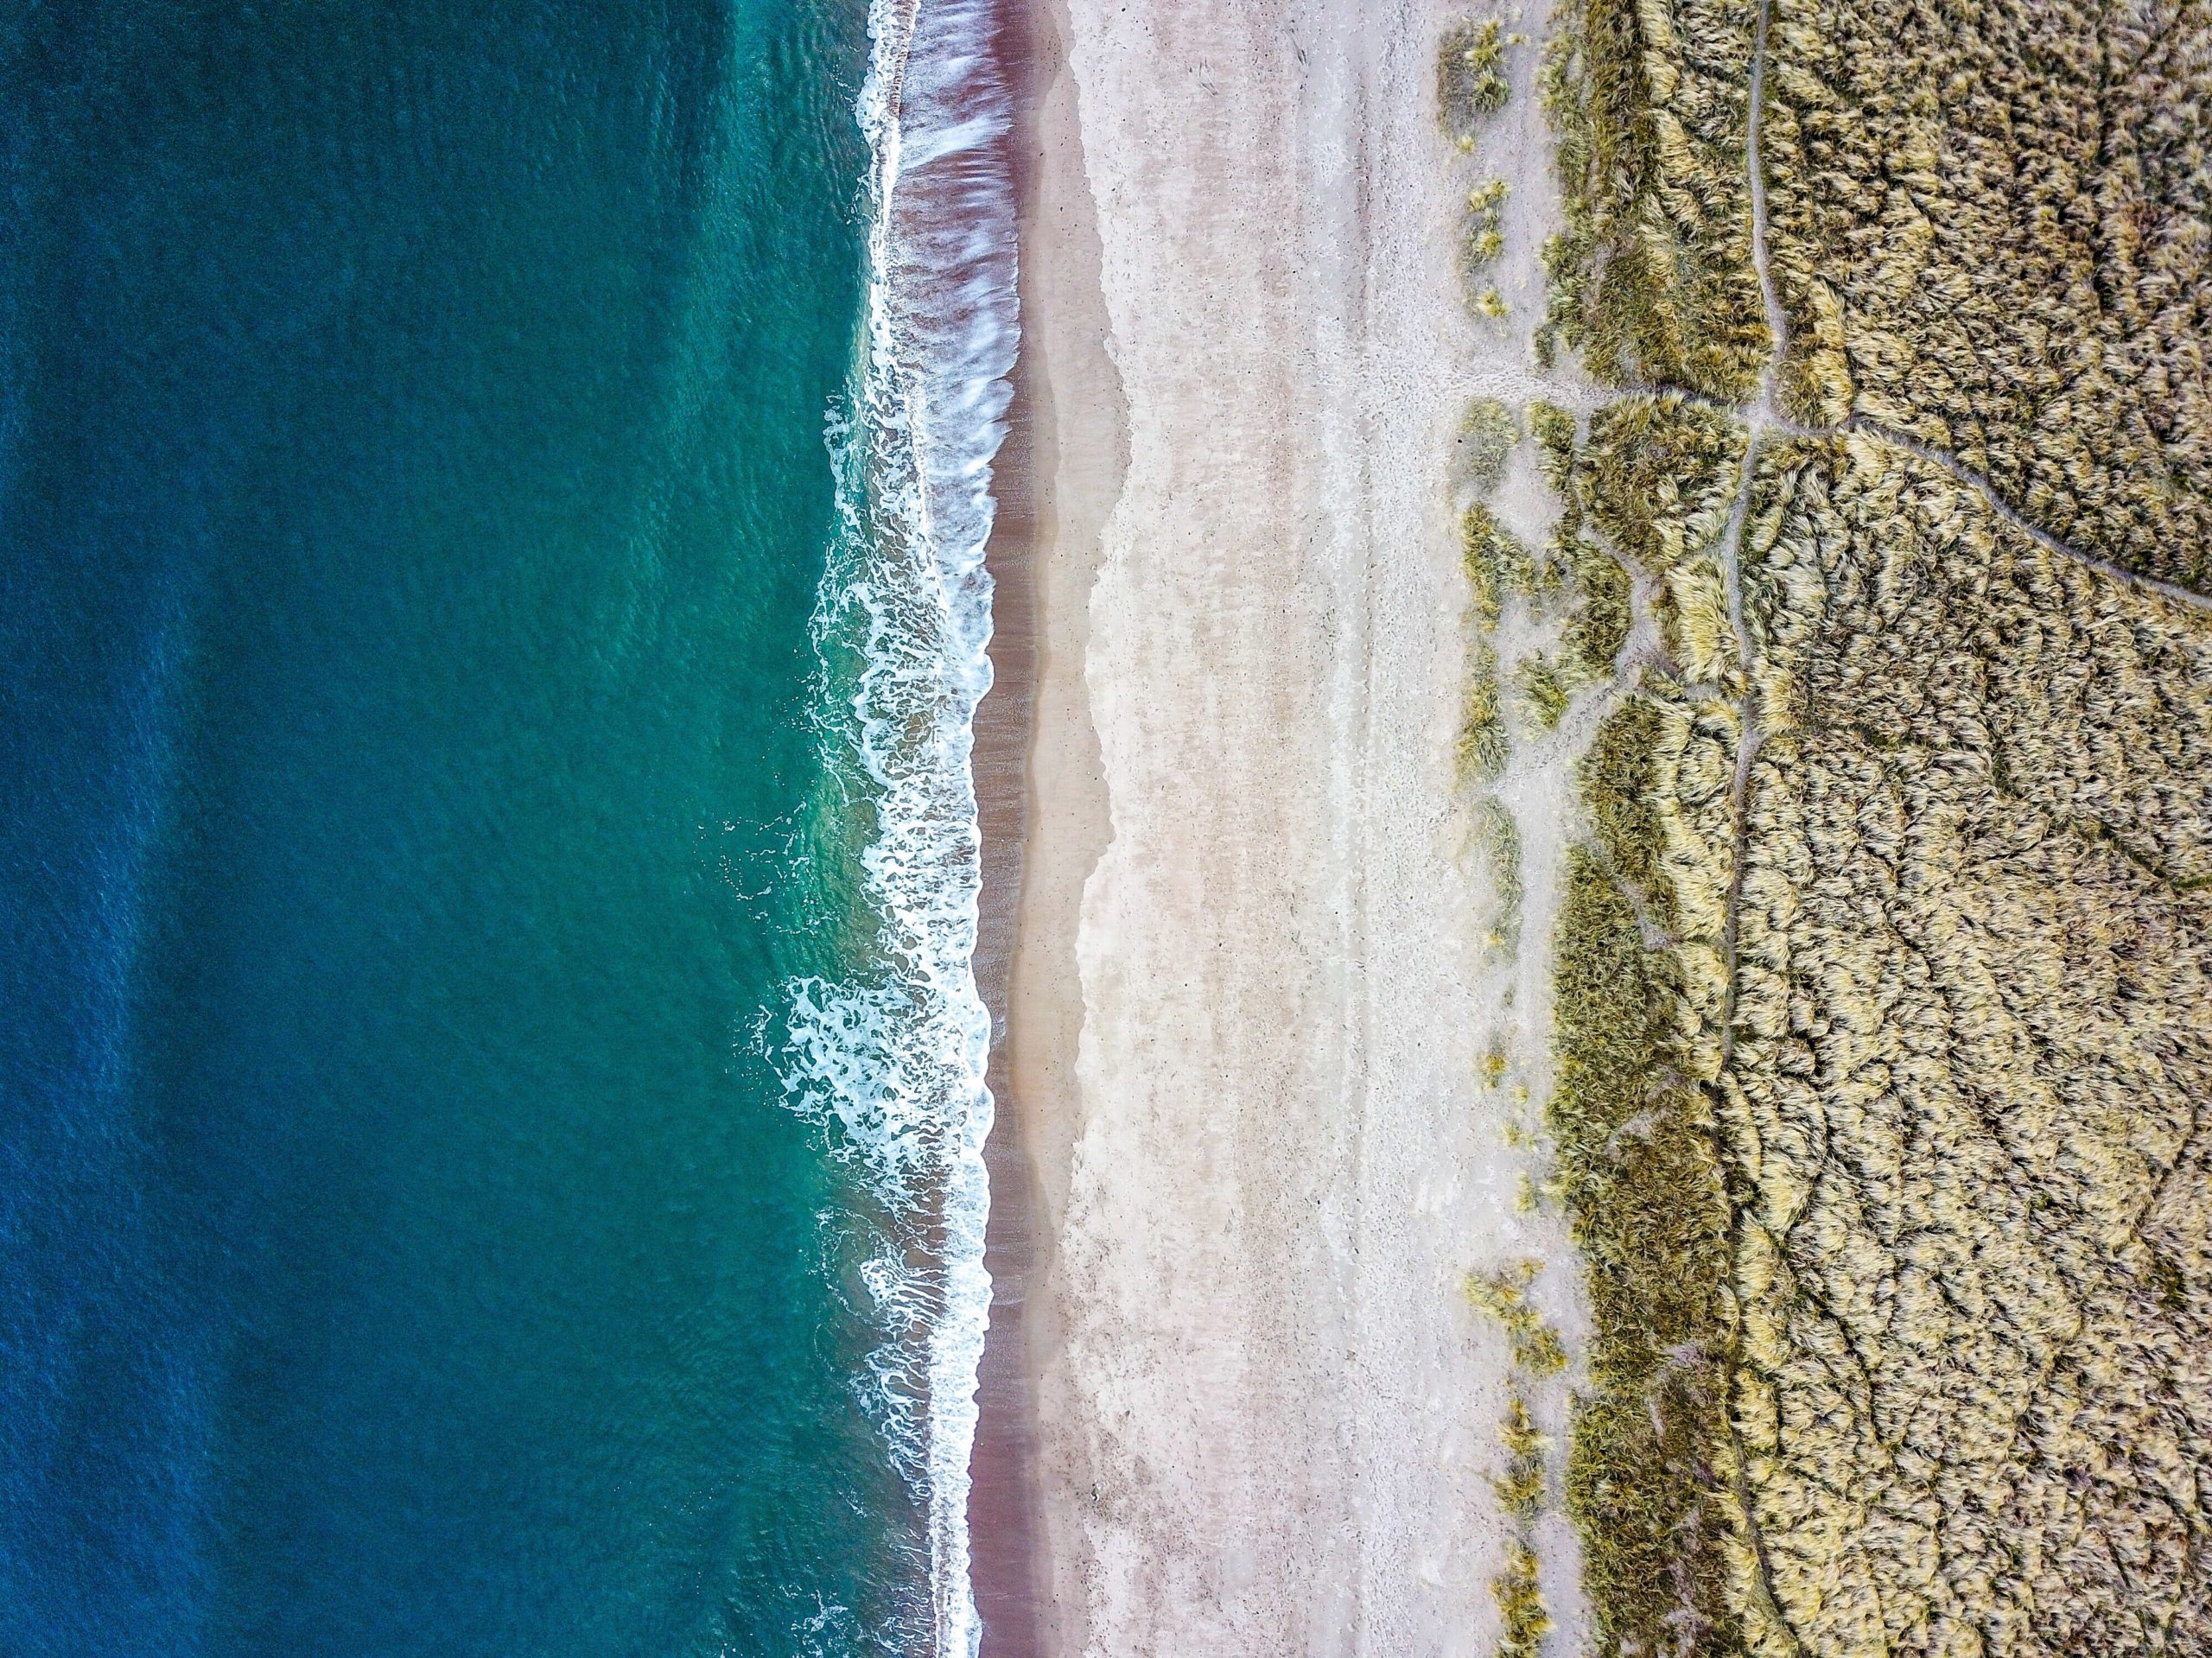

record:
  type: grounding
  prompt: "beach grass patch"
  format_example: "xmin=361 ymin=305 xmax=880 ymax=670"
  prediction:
xmin=1439 ymin=18 xmax=1512 ymax=142
xmin=1456 ymin=397 xmax=1521 ymax=497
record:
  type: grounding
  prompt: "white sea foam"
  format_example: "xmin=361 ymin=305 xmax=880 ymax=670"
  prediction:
xmin=775 ymin=2 xmax=1017 ymax=1654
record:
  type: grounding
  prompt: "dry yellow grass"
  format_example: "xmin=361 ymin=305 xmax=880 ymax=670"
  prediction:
xmin=1539 ymin=0 xmax=1770 ymax=397
xmin=1543 ymin=429 xmax=2212 ymax=1655
xmin=1760 ymin=0 xmax=2212 ymax=592
xmin=1725 ymin=432 xmax=2212 ymax=1655
xmin=1527 ymin=7 xmax=2212 ymax=1649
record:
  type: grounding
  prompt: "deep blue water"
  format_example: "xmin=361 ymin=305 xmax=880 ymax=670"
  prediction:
xmin=0 ymin=3 xmax=981 ymax=1652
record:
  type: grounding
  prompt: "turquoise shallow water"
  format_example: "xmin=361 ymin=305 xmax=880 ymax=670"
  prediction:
xmin=0 ymin=3 xmax=1009 ymax=1652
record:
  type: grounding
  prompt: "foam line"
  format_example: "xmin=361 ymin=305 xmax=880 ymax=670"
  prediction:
xmin=779 ymin=2 xmax=1018 ymax=1652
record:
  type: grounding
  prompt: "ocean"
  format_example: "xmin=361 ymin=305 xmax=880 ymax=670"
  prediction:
xmin=0 ymin=2 xmax=1014 ymax=1655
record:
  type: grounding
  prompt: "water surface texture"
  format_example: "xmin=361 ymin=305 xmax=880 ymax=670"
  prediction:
xmin=0 ymin=3 xmax=1012 ymax=1653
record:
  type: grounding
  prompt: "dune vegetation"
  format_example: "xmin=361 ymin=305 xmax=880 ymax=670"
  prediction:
xmin=1458 ymin=0 xmax=2212 ymax=1652
xmin=1723 ymin=433 xmax=2212 ymax=1655
xmin=1759 ymin=0 xmax=2212 ymax=591
xmin=1537 ymin=0 xmax=1769 ymax=398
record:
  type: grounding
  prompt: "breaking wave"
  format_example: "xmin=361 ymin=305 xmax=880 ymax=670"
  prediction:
xmin=775 ymin=1 xmax=1016 ymax=1654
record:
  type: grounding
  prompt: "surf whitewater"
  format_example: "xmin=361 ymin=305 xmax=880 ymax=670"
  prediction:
xmin=775 ymin=1 xmax=1018 ymax=1654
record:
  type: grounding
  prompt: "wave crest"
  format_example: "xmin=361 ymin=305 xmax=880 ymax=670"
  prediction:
xmin=777 ymin=2 xmax=1016 ymax=1654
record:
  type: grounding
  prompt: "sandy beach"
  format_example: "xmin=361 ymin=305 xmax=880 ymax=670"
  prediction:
xmin=974 ymin=1 xmax=1600 ymax=1653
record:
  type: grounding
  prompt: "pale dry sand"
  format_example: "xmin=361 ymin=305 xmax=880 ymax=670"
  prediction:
xmin=994 ymin=3 xmax=1599 ymax=1653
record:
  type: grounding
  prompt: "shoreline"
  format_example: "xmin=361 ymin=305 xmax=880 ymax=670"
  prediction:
xmin=965 ymin=0 xmax=1039 ymax=1642
xmin=967 ymin=0 xmax=1122 ymax=1652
